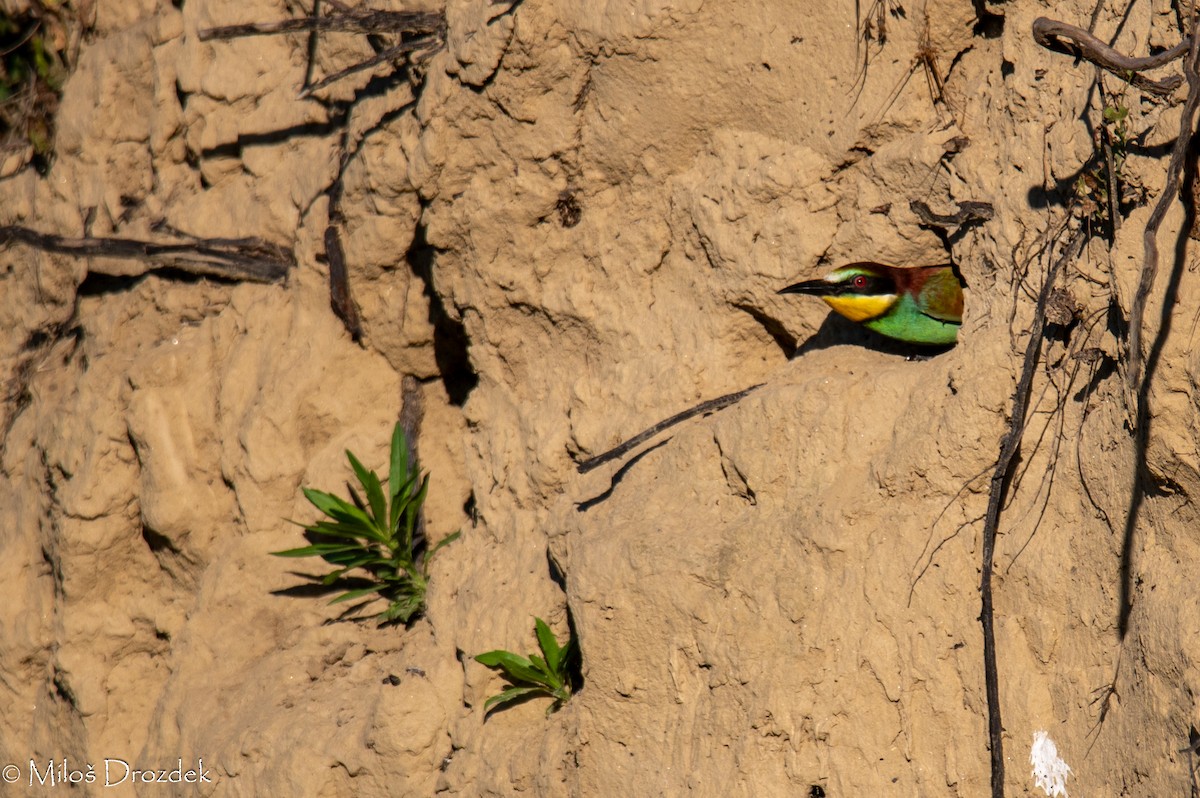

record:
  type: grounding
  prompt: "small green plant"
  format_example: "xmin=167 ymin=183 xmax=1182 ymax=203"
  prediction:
xmin=273 ymin=423 xmax=459 ymax=624
xmin=1075 ymin=101 xmax=1132 ymax=228
xmin=1 ymin=5 xmax=71 ymax=170
xmin=475 ymin=617 xmax=577 ymax=716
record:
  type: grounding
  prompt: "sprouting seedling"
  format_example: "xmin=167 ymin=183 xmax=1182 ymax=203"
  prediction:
xmin=1102 ymin=102 xmax=1130 ymax=161
xmin=1102 ymin=103 xmax=1129 ymax=124
xmin=474 ymin=617 xmax=577 ymax=716
xmin=272 ymin=422 xmax=460 ymax=624
xmin=1075 ymin=98 xmax=1133 ymax=232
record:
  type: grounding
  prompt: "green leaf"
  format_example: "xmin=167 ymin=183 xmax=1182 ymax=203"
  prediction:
xmin=322 ymin=549 xmax=377 ymax=566
xmin=528 ymin=655 xmax=560 ymax=691
xmin=270 ymin=543 xmax=363 ymax=558
xmin=342 ymin=554 xmax=393 ymax=570
xmin=346 ymin=450 xmax=387 ymax=526
xmin=534 ymin=618 xmax=561 ymax=673
xmin=320 ymin=566 xmax=356 ymax=584
xmin=413 ymin=474 xmax=431 ymax=509
xmin=559 ymin=638 xmax=576 ymax=674
xmin=482 ymin=656 xmax=555 ymax=689
xmin=276 ymin=424 xmax=449 ymax=627
xmin=329 ymin=585 xmax=389 ymax=604
xmin=272 ymin=544 xmax=332 ymax=558
xmin=386 ymin=475 xmax=415 ymax=538
xmin=403 ymin=475 xmax=430 ymax=542
xmin=422 ymin=530 xmax=461 ymax=574
xmin=388 ymin=423 xmax=406 ymax=502
xmin=382 ymin=593 xmax=423 ymax=623
xmin=388 ymin=555 xmax=420 ymax=580
xmin=303 ymin=488 xmax=377 ymax=532
xmin=317 ymin=547 xmax=378 ymax=565
xmin=392 ymin=471 xmax=420 ymax=518
xmin=475 ymin=649 xmax=554 ymax=686
xmin=300 ymin=520 xmax=378 ymax=541
xmin=474 ymin=649 xmax=530 ymax=669
xmin=483 ymin=685 xmax=544 ymax=713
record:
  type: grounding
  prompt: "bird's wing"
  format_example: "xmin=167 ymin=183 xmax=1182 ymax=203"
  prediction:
xmin=916 ymin=267 xmax=964 ymax=324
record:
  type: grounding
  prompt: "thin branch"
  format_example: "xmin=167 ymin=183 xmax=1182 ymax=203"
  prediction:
xmin=910 ymin=199 xmax=995 ymax=229
xmin=575 ymin=384 xmax=764 ymax=474
xmin=980 ymin=227 xmax=1086 ymax=798
xmin=1087 ymin=0 xmax=1105 ymax=36
xmin=0 ymin=225 xmax=294 ymax=282
xmin=1032 ymin=17 xmax=1187 ymax=96
xmin=298 ymin=37 xmax=440 ymax=98
xmin=199 ymin=6 xmax=448 ymax=337
xmin=0 ymin=19 xmax=40 ymax=58
xmin=1103 ymin=125 xmax=1121 ymax=239
xmin=198 ymin=10 xmax=446 ymax=41
xmin=1128 ymin=21 xmax=1200 ymax=388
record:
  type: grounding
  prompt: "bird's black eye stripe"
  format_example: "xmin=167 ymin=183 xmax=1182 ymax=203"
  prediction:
xmin=832 ymin=276 xmax=893 ymax=295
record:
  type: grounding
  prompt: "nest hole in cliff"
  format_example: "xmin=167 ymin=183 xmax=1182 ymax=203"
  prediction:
xmin=970 ymin=0 xmax=1004 ymax=38
xmin=406 ymin=218 xmax=478 ymax=406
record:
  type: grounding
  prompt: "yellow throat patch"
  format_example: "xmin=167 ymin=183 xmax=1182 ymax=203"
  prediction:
xmin=821 ymin=293 xmax=896 ymax=323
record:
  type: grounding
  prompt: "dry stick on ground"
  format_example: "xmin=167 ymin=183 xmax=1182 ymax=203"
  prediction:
xmin=575 ymin=384 xmax=764 ymax=474
xmin=1087 ymin=0 xmax=1106 ymax=35
xmin=910 ymin=199 xmax=995 ymax=229
xmin=198 ymin=7 xmax=446 ymax=99
xmin=198 ymin=9 xmax=446 ymax=42
xmin=848 ymin=0 xmax=900 ymax=108
xmin=984 ymin=21 xmax=1200 ymax=792
xmin=0 ymin=226 xmax=295 ymax=282
xmin=1032 ymin=15 xmax=1200 ymax=388
xmin=980 ymin=228 xmax=1085 ymax=798
xmin=199 ymin=7 xmax=447 ymax=341
xmin=1127 ymin=24 xmax=1200 ymax=389
xmin=299 ymin=38 xmax=442 ymax=98
xmin=1104 ymin=121 xmax=1121 ymax=239
xmin=872 ymin=12 xmax=955 ymax=125
xmin=1031 ymin=16 xmax=1187 ymax=96
xmin=1002 ymin=310 xmax=1111 ymax=573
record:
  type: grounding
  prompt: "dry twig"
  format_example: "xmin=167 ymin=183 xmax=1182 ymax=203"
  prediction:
xmin=0 ymin=225 xmax=294 ymax=282
xmin=575 ymin=384 xmax=764 ymax=474
xmin=1127 ymin=23 xmax=1200 ymax=388
xmin=979 ymin=227 xmax=1086 ymax=798
xmin=1032 ymin=12 xmax=1200 ymax=383
xmin=1032 ymin=17 xmax=1186 ymax=96
xmin=200 ymin=5 xmax=448 ymax=340
xmin=199 ymin=9 xmax=445 ymax=41
xmin=910 ymin=199 xmax=994 ymax=229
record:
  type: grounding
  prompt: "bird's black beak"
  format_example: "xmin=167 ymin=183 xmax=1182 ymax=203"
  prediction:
xmin=777 ymin=279 xmax=829 ymax=296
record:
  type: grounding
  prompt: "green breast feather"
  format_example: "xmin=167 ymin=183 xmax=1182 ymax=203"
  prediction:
xmin=865 ymin=291 xmax=961 ymax=345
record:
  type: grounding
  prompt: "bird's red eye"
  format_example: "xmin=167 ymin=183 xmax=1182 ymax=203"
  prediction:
xmin=852 ymin=275 xmax=869 ymax=289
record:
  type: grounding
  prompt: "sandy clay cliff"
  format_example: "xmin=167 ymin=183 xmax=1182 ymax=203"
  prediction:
xmin=3 ymin=0 xmax=1200 ymax=794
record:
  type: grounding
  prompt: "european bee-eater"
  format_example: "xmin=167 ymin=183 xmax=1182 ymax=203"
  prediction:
xmin=778 ymin=262 xmax=964 ymax=345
